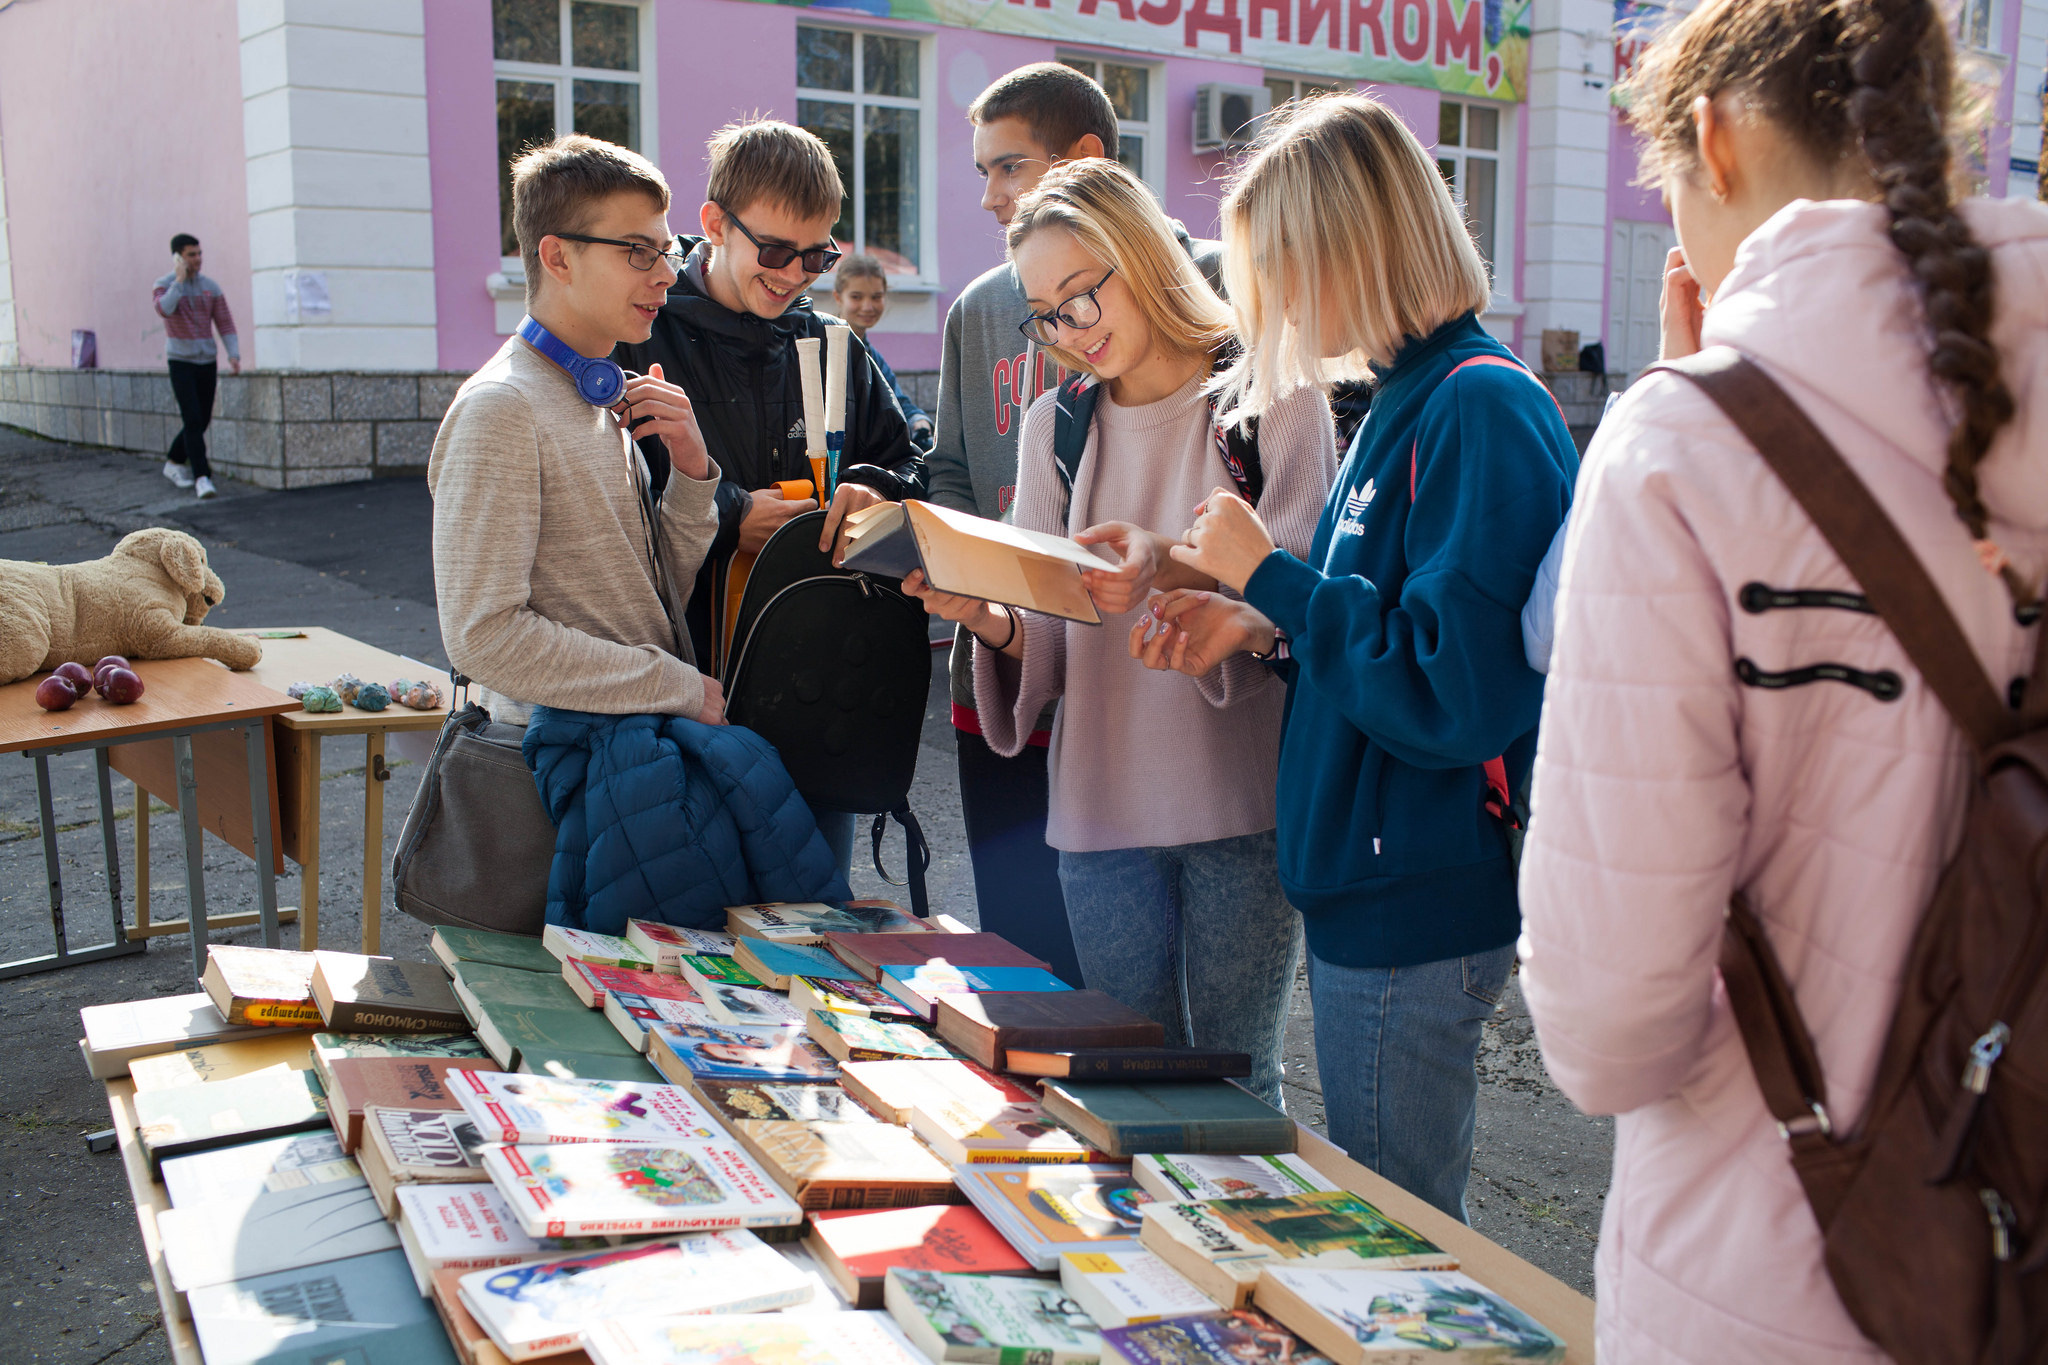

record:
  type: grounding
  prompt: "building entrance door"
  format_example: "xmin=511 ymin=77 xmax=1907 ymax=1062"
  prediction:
xmin=1608 ymin=218 xmax=1677 ymax=379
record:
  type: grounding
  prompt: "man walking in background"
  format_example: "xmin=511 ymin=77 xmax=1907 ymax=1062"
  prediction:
xmin=152 ymin=233 xmax=240 ymax=500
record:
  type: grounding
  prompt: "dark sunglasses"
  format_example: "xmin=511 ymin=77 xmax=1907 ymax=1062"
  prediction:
xmin=716 ymin=203 xmax=843 ymax=274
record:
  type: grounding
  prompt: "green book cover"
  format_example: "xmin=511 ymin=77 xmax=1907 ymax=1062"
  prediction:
xmin=679 ymin=954 xmax=764 ymax=988
xmin=517 ymin=1048 xmax=663 ymax=1084
xmin=450 ymin=961 xmax=586 ymax=1013
xmin=1189 ymin=1191 xmax=1449 ymax=1265
xmin=135 ymin=1067 xmax=330 ymax=1175
xmin=431 ymin=926 xmax=556 ymax=975
xmin=1038 ymin=1080 xmax=1295 ymax=1158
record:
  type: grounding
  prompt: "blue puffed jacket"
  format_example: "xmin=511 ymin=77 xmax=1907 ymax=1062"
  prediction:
xmin=523 ymin=708 xmax=850 ymax=932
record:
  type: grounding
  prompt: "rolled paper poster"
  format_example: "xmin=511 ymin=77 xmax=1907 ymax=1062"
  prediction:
xmin=796 ymin=335 xmax=828 ymax=496
xmin=824 ymin=323 xmax=851 ymax=494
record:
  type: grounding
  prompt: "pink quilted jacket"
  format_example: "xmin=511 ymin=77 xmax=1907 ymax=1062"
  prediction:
xmin=1519 ymin=196 xmax=2048 ymax=1363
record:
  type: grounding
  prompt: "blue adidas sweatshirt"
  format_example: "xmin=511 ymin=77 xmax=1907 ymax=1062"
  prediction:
xmin=1242 ymin=312 xmax=1576 ymax=969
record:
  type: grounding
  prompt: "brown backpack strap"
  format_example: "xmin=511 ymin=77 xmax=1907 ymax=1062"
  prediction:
xmin=1721 ymin=893 xmax=1835 ymax=1139
xmin=1655 ymin=349 xmax=2013 ymax=755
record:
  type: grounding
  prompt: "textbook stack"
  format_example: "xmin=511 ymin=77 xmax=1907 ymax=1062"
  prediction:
xmin=87 ymin=909 xmax=1573 ymax=1365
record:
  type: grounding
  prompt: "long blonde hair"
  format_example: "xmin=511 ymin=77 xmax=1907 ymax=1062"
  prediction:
xmin=1215 ymin=94 xmax=1490 ymax=421
xmin=1005 ymin=158 xmax=1233 ymax=379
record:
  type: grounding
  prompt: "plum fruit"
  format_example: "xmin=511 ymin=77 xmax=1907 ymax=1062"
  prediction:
xmin=35 ymin=675 xmax=80 ymax=711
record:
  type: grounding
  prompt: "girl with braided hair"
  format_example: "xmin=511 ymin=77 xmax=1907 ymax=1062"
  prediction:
xmin=1517 ymin=0 xmax=2048 ymax=1356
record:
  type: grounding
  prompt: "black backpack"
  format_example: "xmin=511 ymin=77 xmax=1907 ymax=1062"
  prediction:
xmin=1050 ymin=344 xmax=1263 ymax=524
xmin=721 ymin=508 xmax=934 ymax=914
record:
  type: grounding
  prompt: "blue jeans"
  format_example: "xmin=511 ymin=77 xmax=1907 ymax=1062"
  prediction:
xmin=1307 ymin=942 xmax=1513 ymax=1222
xmin=1057 ymin=830 xmax=1300 ymax=1106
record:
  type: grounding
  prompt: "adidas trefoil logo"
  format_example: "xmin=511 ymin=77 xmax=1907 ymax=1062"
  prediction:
xmin=1335 ymin=478 xmax=1375 ymax=537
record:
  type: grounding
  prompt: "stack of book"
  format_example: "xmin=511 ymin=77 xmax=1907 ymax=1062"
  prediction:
xmin=85 ymin=911 xmax=1567 ymax=1364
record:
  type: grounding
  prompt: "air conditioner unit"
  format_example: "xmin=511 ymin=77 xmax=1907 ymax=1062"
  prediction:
xmin=1192 ymin=83 xmax=1271 ymax=151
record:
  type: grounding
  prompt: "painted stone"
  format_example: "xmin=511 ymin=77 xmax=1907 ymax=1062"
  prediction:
xmin=353 ymin=682 xmax=391 ymax=712
xmin=300 ymin=686 xmax=342 ymax=713
xmin=329 ymin=673 xmax=365 ymax=704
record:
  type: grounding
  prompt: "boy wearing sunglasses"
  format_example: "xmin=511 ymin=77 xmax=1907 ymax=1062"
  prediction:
xmin=616 ymin=118 xmax=922 ymax=680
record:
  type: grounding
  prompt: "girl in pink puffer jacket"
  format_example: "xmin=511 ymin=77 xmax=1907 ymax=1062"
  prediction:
xmin=1517 ymin=0 xmax=2048 ymax=1358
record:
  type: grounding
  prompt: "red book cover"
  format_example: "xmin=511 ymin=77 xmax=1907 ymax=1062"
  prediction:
xmin=807 ymin=1203 xmax=1035 ymax=1308
xmin=565 ymin=959 xmax=705 ymax=1009
xmin=823 ymin=932 xmax=1052 ymax=983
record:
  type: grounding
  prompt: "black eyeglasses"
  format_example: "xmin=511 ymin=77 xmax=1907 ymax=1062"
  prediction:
xmin=556 ymin=233 xmax=687 ymax=273
xmin=716 ymin=204 xmax=843 ymax=274
xmin=1020 ymin=268 xmax=1117 ymax=345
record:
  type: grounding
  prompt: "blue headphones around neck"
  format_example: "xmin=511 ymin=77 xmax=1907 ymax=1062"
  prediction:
xmin=517 ymin=315 xmax=628 ymax=407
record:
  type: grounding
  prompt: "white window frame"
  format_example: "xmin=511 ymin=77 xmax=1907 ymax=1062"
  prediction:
xmin=798 ymin=25 xmax=941 ymax=294
xmin=1262 ymin=71 xmax=1351 ymax=110
xmin=1435 ymin=96 xmax=1517 ymax=308
xmin=1056 ymin=52 xmax=1165 ymax=196
xmin=1959 ymin=0 xmax=1999 ymax=50
xmin=493 ymin=0 xmax=659 ymax=276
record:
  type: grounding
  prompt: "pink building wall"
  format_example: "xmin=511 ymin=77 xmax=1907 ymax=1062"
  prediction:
xmin=425 ymin=0 xmax=501 ymax=373
xmin=0 ymin=0 xmax=252 ymax=370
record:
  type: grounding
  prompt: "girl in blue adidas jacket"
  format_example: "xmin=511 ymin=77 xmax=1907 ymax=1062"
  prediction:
xmin=1137 ymin=94 xmax=1576 ymax=1220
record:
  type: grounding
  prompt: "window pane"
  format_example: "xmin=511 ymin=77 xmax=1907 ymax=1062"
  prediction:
xmin=1466 ymin=155 xmax=1498 ymax=276
xmin=499 ymin=79 xmax=557 ymax=256
xmin=494 ymin=0 xmax=559 ymax=62
xmin=798 ymin=27 xmax=854 ymax=92
xmin=573 ymin=79 xmax=639 ymax=149
xmin=864 ymin=105 xmax=920 ymax=274
xmin=1265 ymin=76 xmax=1295 ymax=110
xmin=1438 ymin=100 xmax=1461 ymax=147
xmin=1467 ymin=105 xmax=1499 ymax=150
xmin=1305 ymin=82 xmax=1344 ymax=99
xmin=1102 ymin=64 xmax=1148 ymax=121
xmin=572 ymin=1 xmax=637 ymax=70
xmin=799 ymin=98 xmax=856 ymax=248
xmin=1060 ymin=57 xmax=1098 ymax=82
xmin=1118 ymin=133 xmax=1144 ymax=181
xmin=1436 ymin=156 xmax=1457 ymax=188
xmin=864 ymin=34 xmax=919 ymax=98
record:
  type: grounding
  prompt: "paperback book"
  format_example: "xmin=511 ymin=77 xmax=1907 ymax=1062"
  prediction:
xmin=936 ymin=992 xmax=1164 ymax=1073
xmin=1037 ymin=1079 xmax=1296 ymax=1159
xmin=201 ymin=945 xmax=324 ymax=1027
xmin=542 ymin=924 xmax=654 ymax=971
xmin=1139 ymin=1192 xmax=1458 ymax=1309
xmin=1102 ymin=1310 xmax=1335 ymax=1365
xmin=727 ymin=1117 xmax=959 ymax=1210
xmin=1060 ymin=1248 xmax=1214 ymax=1328
xmin=731 ymin=937 xmax=863 ymax=990
xmin=135 ymin=1066 xmax=329 ymax=1175
xmin=807 ymin=1009 xmax=955 ymax=1064
xmin=583 ymin=1313 xmax=925 ymax=1365
xmin=603 ymin=988 xmax=729 ymax=1052
xmin=311 ymin=953 xmax=467 ymax=1033
xmin=647 ymin=1020 xmax=841 ymax=1084
xmin=912 ymin=1095 xmax=1097 ymax=1166
xmin=686 ymin=1077 xmax=880 ymax=1126
xmin=885 ymin=1267 xmax=1104 ymax=1364
xmin=160 ymin=1131 xmax=354 ymax=1209
xmin=1251 ymin=1267 xmax=1565 ymax=1364
xmin=323 ymin=1055 xmax=480 ymax=1152
xmin=565 ymin=958 xmax=701 ymax=1009
xmin=677 ymin=953 xmax=764 ymax=989
xmin=1133 ymin=1154 xmax=1340 ymax=1204
xmin=881 ymin=963 xmax=1076 ymax=1023
xmin=360 ymin=1105 xmax=488 ymax=1218
xmin=806 ymin=1203 xmax=1035 ymax=1309
xmin=127 ymin=1033 xmax=314 ymax=1091
xmin=838 ymin=1057 xmax=1037 ymax=1126
xmin=431 ymin=926 xmax=558 ymax=975
xmin=625 ymin=919 xmax=735 ymax=972
xmin=695 ymin=978 xmax=805 ymax=1029
xmin=449 ymin=1068 xmax=722 ymax=1145
xmin=159 ymin=1174 xmax=397 ymax=1292
xmin=185 ymin=1249 xmax=458 ymax=1365
xmin=394 ymin=1181 xmax=592 ymax=1296
xmin=954 ymin=1163 xmax=1155 ymax=1271
xmin=728 ymin=901 xmax=931 ymax=945
xmin=480 ymin=1140 xmax=802 ymax=1237
xmin=791 ymin=973 xmax=922 ymax=1022
xmin=77 ymin=992 xmax=271 ymax=1081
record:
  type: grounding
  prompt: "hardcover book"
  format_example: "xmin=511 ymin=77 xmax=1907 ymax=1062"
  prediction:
xmin=838 ymin=1057 xmax=1037 ymax=1125
xmin=565 ymin=959 xmax=701 ymax=1010
xmin=1251 ymin=1268 xmax=1565 ymax=1364
xmin=449 ymin=1068 xmax=722 ymax=1146
xmin=1060 ymin=1248 xmax=1214 ymax=1328
xmin=450 ymin=959 xmax=589 ymax=1014
xmin=881 ymin=962 xmax=1076 ymax=1022
xmin=159 ymin=1175 xmax=397 ymax=1292
xmin=1008 ymin=1048 xmax=1254 ymax=1083
xmin=807 ymin=1010 xmax=955 ymax=1064
xmin=694 ymin=979 xmax=805 ymax=1030
xmin=78 ymin=992 xmax=272 ymax=1080
xmin=954 ymin=1164 xmax=1155 ymax=1271
xmin=455 ymin=965 xmax=642 ymax=1069
xmin=728 ymin=901 xmax=932 ymax=945
xmin=311 ymin=1031 xmax=487 ymax=1092
xmin=838 ymin=497 xmax=1114 ymax=625
xmin=936 ymin=992 xmax=1164 ymax=1072
xmin=910 ymin=1096 xmax=1098 ymax=1166
xmin=731 ymin=937 xmax=863 ymax=990
xmin=480 ymin=1140 xmax=802 ymax=1238
xmin=360 ymin=1105 xmax=488 ymax=1217
xmin=542 ymin=924 xmax=654 ymax=971
xmin=806 ymin=1203 xmax=1035 ymax=1309
xmin=160 ymin=1130 xmax=354 ymax=1209
xmin=647 ymin=1020 xmax=841 ymax=1084
xmin=1037 ymin=1079 xmax=1296 ymax=1160
xmin=186 ymin=1249 xmax=458 ymax=1365
xmin=603 ymin=989 xmax=728 ymax=1052
xmin=686 ymin=1077 xmax=880 ymax=1127
xmin=311 ymin=953 xmax=467 ymax=1033
xmin=583 ymin=1313 xmax=925 ymax=1365
xmin=458 ymin=1231 xmax=811 ymax=1362
xmin=201 ymin=945 xmax=324 ymax=1027
xmin=431 ymin=926 xmax=557 ymax=975
xmin=517 ymin=1048 xmax=663 ymax=1084
xmin=826 ymin=931 xmax=1050 ymax=984
xmin=624 ymin=919 xmax=735 ymax=972
xmin=790 ymin=973 xmax=922 ymax=1022
xmin=323 ymin=1055 xmax=480 ymax=1152
xmin=1133 ymin=1154 xmax=1340 ymax=1204
xmin=885 ymin=1267 xmax=1104 ymax=1364
xmin=1139 ymin=1192 xmax=1458 ymax=1309
xmin=135 ymin=1066 xmax=330 ymax=1175
xmin=1101 ymin=1310 xmax=1335 ymax=1365
xmin=727 ymin=1118 xmax=959 ymax=1210
xmin=128 ymin=1033 xmax=315 ymax=1091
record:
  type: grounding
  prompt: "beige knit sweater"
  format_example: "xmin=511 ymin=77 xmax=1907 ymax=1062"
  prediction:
xmin=428 ymin=336 xmax=720 ymax=723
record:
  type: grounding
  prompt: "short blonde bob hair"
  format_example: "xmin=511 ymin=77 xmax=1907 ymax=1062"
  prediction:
xmin=1005 ymin=158 xmax=1232 ymax=379
xmin=1215 ymin=94 xmax=1489 ymax=421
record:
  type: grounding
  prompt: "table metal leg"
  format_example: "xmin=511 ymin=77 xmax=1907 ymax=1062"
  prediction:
xmin=245 ymin=719 xmax=281 ymax=949
xmin=33 ymin=753 xmax=66 ymax=961
xmin=172 ymin=734 xmax=209 ymax=980
xmin=300 ymin=732 xmax=321 ymax=950
xmin=133 ymin=779 xmax=150 ymax=934
xmin=0 ymin=752 xmax=147 ymax=979
xmin=362 ymin=732 xmax=386 ymax=955
xmin=95 ymin=750 xmax=124 ymax=944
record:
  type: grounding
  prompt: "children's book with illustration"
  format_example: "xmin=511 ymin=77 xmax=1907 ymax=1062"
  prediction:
xmin=732 ymin=937 xmax=863 ymax=990
xmin=884 ymin=1266 xmax=1105 ymax=1364
xmin=1133 ymin=1153 xmax=1340 ymax=1204
xmin=727 ymin=1117 xmax=958 ymax=1210
xmin=582 ymin=1312 xmax=926 ymax=1365
xmin=1101 ymin=1309 xmax=1335 ymax=1365
xmin=1038 ymin=1079 xmax=1296 ymax=1159
xmin=807 ymin=1009 xmax=956 ymax=1064
xmin=805 ymin=1203 xmax=1035 ymax=1309
xmin=839 ymin=497 xmax=1115 ymax=625
xmin=1060 ymin=1248 xmax=1214 ymax=1329
xmin=480 ymin=1140 xmax=802 ymax=1238
xmin=1251 ymin=1267 xmax=1565 ymax=1365
xmin=953 ymin=1163 xmax=1156 ymax=1271
xmin=543 ymin=924 xmax=655 ymax=971
xmin=1140 ymin=1192 xmax=1458 ymax=1309
xmin=201 ymin=945 xmax=325 ymax=1027
xmin=78 ymin=992 xmax=272 ymax=1080
xmin=310 ymin=952 xmax=467 ymax=1034
xmin=647 ymin=1020 xmax=842 ymax=1084
xmin=430 ymin=1265 xmax=587 ymax=1365
xmin=625 ymin=918 xmax=737 ymax=971
xmin=127 ymin=1032 xmax=315 ymax=1092
xmin=728 ymin=901 xmax=931 ymax=946
xmin=686 ymin=1077 xmax=880 ymax=1127
xmin=185 ymin=1248 xmax=457 ymax=1365
xmin=449 ymin=1068 xmax=722 ymax=1146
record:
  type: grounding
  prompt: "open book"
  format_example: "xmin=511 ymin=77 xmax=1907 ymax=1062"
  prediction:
xmin=839 ymin=499 xmax=1112 ymax=625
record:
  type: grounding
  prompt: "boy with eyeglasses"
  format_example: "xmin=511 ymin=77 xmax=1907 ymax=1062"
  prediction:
xmin=429 ymin=134 xmax=723 ymax=729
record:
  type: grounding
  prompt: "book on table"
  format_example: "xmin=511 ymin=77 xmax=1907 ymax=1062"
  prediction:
xmin=393 ymin=1181 xmax=603 ymax=1298
xmin=448 ymin=1068 xmax=722 ymax=1145
xmin=134 ymin=1065 xmax=330 ymax=1175
xmin=311 ymin=1031 xmax=488 ymax=1093
xmin=157 ymin=1158 xmax=397 ymax=1294
xmin=885 ymin=1266 xmax=1105 ymax=1364
xmin=160 ymin=1130 xmax=354 ymax=1209
xmin=582 ymin=1313 xmax=927 ymax=1365
xmin=625 ymin=918 xmax=737 ymax=972
xmin=1037 ymin=1078 xmax=1297 ymax=1159
xmin=790 ymin=972 xmax=923 ymax=1022
xmin=359 ymin=1105 xmax=489 ymax=1218
xmin=952 ymin=1163 xmax=1156 ymax=1271
xmin=127 ymin=1032 xmax=316 ymax=1091
xmin=1133 ymin=1153 xmax=1340 ymax=1204
xmin=880 ymin=962 xmax=1075 ymax=1023
xmin=731 ymin=937 xmax=863 ymax=990
xmin=1101 ymin=1309 xmax=1336 ymax=1365
xmin=839 ymin=497 xmax=1115 ymax=625
xmin=805 ymin=1203 xmax=1035 ymax=1310
xmin=603 ymin=988 xmax=729 ymax=1052
xmin=685 ymin=1076 xmax=881 ymax=1127
xmin=1251 ymin=1266 xmax=1566 ymax=1364
xmin=1006 ymin=1046 xmax=1254 ymax=1083
xmin=726 ymin=1117 xmax=960 ymax=1210
xmin=1139 ymin=1191 xmax=1458 ymax=1310
xmin=838 ymin=1057 xmax=1038 ymax=1125
xmin=323 ymin=1055 xmax=481 ymax=1152
xmin=693 ymin=977 xmax=805 ymax=1029
xmin=430 ymin=1264 xmax=592 ymax=1365
xmin=677 ymin=951 xmax=766 ymax=990
xmin=517 ymin=1047 xmax=664 ymax=1084
xmin=542 ymin=924 xmax=655 ymax=971
xmin=186 ymin=1248 xmax=459 ymax=1365
xmin=480 ymin=1140 xmax=803 ymax=1238
xmin=311 ymin=952 xmax=468 ymax=1033
xmin=202 ymin=944 xmax=325 ymax=1027
xmin=727 ymin=901 xmax=932 ymax=946
xmin=934 ymin=990 xmax=1165 ymax=1071
xmin=825 ymin=931 xmax=1051 ymax=984
xmin=806 ymin=1009 xmax=956 ymax=1064
xmin=647 ymin=1020 xmax=841 ymax=1084
xmin=431 ymin=926 xmax=558 ymax=976
xmin=564 ymin=958 xmax=702 ymax=1009
xmin=909 ymin=1094 xmax=1099 ymax=1166
xmin=1060 ymin=1247 xmax=1215 ymax=1329
xmin=453 ymin=963 xmax=641 ymax=1069
xmin=78 ymin=991 xmax=277 ymax=1080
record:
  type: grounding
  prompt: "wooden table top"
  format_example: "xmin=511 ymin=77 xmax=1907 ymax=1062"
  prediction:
xmin=230 ymin=627 xmax=453 ymax=733
xmin=0 ymin=657 xmax=297 ymax=756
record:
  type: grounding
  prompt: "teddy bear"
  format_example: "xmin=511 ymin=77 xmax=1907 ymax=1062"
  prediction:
xmin=0 ymin=527 xmax=263 ymax=685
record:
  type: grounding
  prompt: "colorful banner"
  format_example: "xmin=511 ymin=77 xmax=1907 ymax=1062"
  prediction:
xmin=776 ymin=0 xmax=1531 ymax=101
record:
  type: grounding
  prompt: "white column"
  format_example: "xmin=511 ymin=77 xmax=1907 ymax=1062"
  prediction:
xmin=1516 ymin=0 xmax=1615 ymax=366
xmin=238 ymin=0 xmax=436 ymax=371
xmin=0 ymin=136 xmax=17 ymax=368
xmin=2010 ymin=0 xmax=2048 ymax=199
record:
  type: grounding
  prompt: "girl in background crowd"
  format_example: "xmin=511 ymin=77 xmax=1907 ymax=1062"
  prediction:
xmin=1516 ymin=0 xmax=2048 ymax=1353
xmin=1143 ymin=95 xmax=1575 ymax=1218
xmin=905 ymin=159 xmax=1336 ymax=1105
xmin=832 ymin=253 xmax=934 ymax=450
